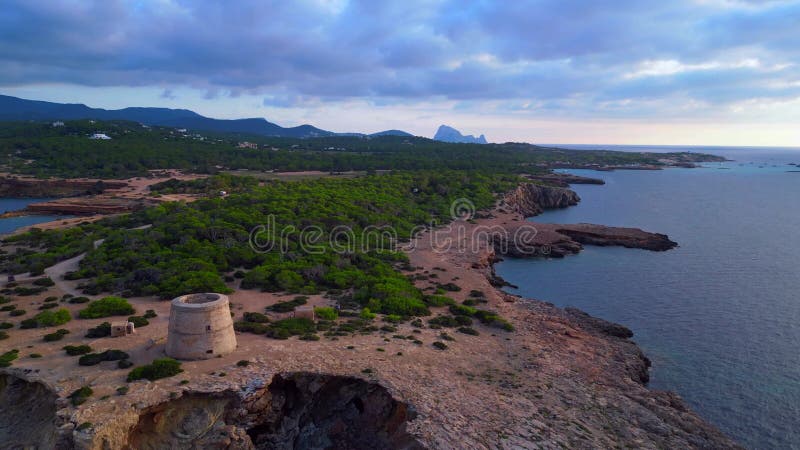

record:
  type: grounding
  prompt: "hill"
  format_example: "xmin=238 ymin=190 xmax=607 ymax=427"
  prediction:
xmin=434 ymin=125 xmax=487 ymax=144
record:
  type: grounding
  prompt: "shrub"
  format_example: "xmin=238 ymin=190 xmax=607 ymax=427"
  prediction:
xmin=10 ymin=309 xmax=26 ymax=317
xmin=127 ymin=358 xmax=183 ymax=382
xmin=63 ymin=345 xmax=92 ymax=356
xmin=44 ymin=296 xmax=59 ymax=303
xmin=118 ymin=359 xmax=134 ymax=369
xmin=68 ymin=296 xmax=91 ymax=304
xmin=267 ymin=296 xmax=307 ymax=313
xmin=0 ymin=349 xmax=19 ymax=367
xmin=43 ymin=329 xmax=70 ymax=342
xmin=236 ymin=360 xmax=250 ymax=367
xmin=469 ymin=290 xmax=486 ymax=298
xmin=79 ymin=349 xmax=130 ymax=366
xmin=449 ymin=304 xmax=477 ymax=317
xmin=314 ymin=307 xmax=338 ymax=321
xmin=38 ymin=303 xmax=58 ymax=310
xmin=474 ymin=310 xmax=515 ymax=331
xmin=0 ymin=331 xmax=7 ymax=340
xmin=422 ymin=295 xmax=455 ymax=307
xmin=359 ymin=308 xmax=376 ymax=320
xmin=265 ymin=318 xmax=316 ymax=339
xmin=69 ymin=386 xmax=93 ymax=406
xmin=457 ymin=326 xmax=480 ymax=336
xmin=1 ymin=305 xmax=16 ymax=312
xmin=437 ymin=282 xmax=461 ymax=292
xmin=34 ymin=309 xmax=71 ymax=327
xmin=78 ymin=297 xmax=135 ymax=319
xmin=116 ymin=386 xmax=129 ymax=395
xmin=85 ymin=322 xmax=111 ymax=338
xmin=242 ymin=312 xmax=269 ymax=323
xmin=439 ymin=332 xmax=455 ymax=341
xmin=234 ymin=321 xmax=269 ymax=334
xmin=432 ymin=341 xmax=448 ymax=350
xmin=0 ymin=322 xmax=12 ymax=329
xmin=428 ymin=315 xmax=459 ymax=327
xmin=0 ymin=296 xmax=9 ymax=304
xmin=127 ymin=316 xmax=149 ymax=327
xmin=30 ymin=353 xmax=42 ymax=358
xmin=299 ymin=333 xmax=320 ymax=341
xmin=20 ymin=318 xmax=38 ymax=329
xmin=33 ymin=277 xmax=55 ymax=287
xmin=143 ymin=309 xmax=158 ymax=319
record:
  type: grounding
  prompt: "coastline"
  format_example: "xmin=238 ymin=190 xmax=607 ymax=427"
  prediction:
xmin=0 ymin=178 xmax=740 ymax=449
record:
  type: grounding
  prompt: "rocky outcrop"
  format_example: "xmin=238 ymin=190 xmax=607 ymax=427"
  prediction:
xmin=0 ymin=373 xmax=64 ymax=449
xmin=524 ymin=173 xmax=605 ymax=187
xmin=0 ymin=177 xmax=127 ymax=198
xmin=501 ymin=183 xmax=580 ymax=217
xmin=554 ymin=224 xmax=677 ymax=252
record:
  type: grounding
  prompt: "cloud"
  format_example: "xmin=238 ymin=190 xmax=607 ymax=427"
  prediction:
xmin=0 ymin=0 xmax=798 ymax=120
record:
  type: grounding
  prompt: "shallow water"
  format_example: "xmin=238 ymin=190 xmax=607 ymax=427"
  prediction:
xmin=496 ymin=147 xmax=800 ymax=449
xmin=0 ymin=198 xmax=71 ymax=234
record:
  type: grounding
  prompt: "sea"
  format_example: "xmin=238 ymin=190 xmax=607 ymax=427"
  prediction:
xmin=496 ymin=145 xmax=800 ymax=449
xmin=0 ymin=198 xmax=71 ymax=235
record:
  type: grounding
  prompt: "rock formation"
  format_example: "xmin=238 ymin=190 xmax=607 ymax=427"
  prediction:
xmin=433 ymin=125 xmax=487 ymax=144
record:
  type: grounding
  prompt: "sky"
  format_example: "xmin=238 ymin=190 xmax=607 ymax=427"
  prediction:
xmin=1 ymin=0 xmax=799 ymax=146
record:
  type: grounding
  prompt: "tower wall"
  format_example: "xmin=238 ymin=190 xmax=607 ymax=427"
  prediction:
xmin=165 ymin=293 xmax=237 ymax=360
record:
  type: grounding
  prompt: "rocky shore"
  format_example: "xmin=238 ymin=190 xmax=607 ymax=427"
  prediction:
xmin=0 ymin=181 xmax=739 ymax=449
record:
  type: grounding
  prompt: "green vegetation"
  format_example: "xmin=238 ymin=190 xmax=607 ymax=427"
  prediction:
xmin=0 ymin=322 xmax=13 ymax=329
xmin=265 ymin=318 xmax=316 ymax=339
xmin=0 ymin=120 xmax=721 ymax=179
xmin=78 ymin=297 xmax=135 ymax=319
xmin=85 ymin=322 xmax=111 ymax=338
xmin=78 ymin=350 xmax=130 ymax=366
xmin=0 ymin=331 xmax=8 ymax=340
xmin=432 ymin=341 xmax=448 ymax=350
xmin=69 ymin=386 xmax=93 ymax=406
xmin=127 ymin=315 xmax=149 ymax=327
xmin=0 ymin=350 xmax=19 ymax=367
xmin=20 ymin=309 xmax=71 ymax=329
xmin=127 ymin=358 xmax=183 ymax=381
xmin=265 ymin=296 xmax=307 ymax=313
xmin=314 ymin=306 xmax=338 ymax=321
xmin=32 ymin=277 xmax=55 ymax=287
xmin=63 ymin=344 xmax=92 ymax=356
xmin=43 ymin=329 xmax=70 ymax=342
xmin=242 ymin=311 xmax=269 ymax=323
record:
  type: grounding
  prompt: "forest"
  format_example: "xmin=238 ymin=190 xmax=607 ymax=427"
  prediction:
xmin=3 ymin=172 xmax=517 ymax=317
xmin=0 ymin=120 xmax=722 ymax=178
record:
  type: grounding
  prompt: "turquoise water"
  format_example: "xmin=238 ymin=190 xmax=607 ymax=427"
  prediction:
xmin=496 ymin=147 xmax=800 ymax=449
xmin=0 ymin=198 xmax=70 ymax=234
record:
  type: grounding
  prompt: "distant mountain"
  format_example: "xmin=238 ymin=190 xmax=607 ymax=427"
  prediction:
xmin=433 ymin=125 xmax=487 ymax=144
xmin=370 ymin=129 xmax=414 ymax=137
xmin=0 ymin=94 xmax=332 ymax=138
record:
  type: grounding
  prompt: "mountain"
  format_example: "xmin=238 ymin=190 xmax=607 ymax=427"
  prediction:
xmin=433 ymin=125 xmax=487 ymax=144
xmin=0 ymin=94 xmax=332 ymax=138
xmin=369 ymin=129 xmax=414 ymax=137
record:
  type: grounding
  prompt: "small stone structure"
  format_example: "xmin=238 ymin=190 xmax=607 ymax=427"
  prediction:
xmin=165 ymin=293 xmax=237 ymax=360
xmin=110 ymin=321 xmax=135 ymax=337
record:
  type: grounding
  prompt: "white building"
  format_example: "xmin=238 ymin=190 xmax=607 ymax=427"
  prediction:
xmin=89 ymin=133 xmax=112 ymax=140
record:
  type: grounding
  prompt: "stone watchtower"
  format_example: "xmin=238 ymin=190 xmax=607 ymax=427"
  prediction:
xmin=165 ymin=293 xmax=237 ymax=360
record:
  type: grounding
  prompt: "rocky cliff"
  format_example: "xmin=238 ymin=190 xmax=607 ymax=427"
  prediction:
xmin=500 ymin=183 xmax=580 ymax=217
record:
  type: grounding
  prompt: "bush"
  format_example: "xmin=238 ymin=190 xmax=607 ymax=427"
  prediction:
xmin=314 ymin=307 xmax=338 ymax=321
xmin=0 ymin=305 xmax=15 ymax=312
xmin=359 ymin=308 xmax=376 ymax=320
xmin=118 ymin=359 xmax=134 ymax=369
xmin=44 ymin=296 xmax=59 ymax=303
xmin=63 ymin=345 xmax=92 ymax=356
xmin=457 ymin=326 xmax=479 ymax=336
xmin=78 ymin=297 xmax=135 ymax=319
xmin=236 ymin=360 xmax=250 ymax=367
xmin=19 ymin=318 xmax=38 ymax=329
xmin=437 ymin=282 xmax=461 ymax=292
xmin=79 ymin=349 xmax=130 ymax=366
xmin=428 ymin=315 xmax=459 ymax=327
xmin=30 ymin=353 xmax=42 ymax=358
xmin=69 ymin=386 xmax=93 ymax=406
xmin=38 ymin=303 xmax=58 ymax=310
xmin=265 ymin=318 xmax=316 ymax=339
xmin=242 ymin=312 xmax=269 ymax=323
xmin=116 ymin=386 xmax=129 ymax=395
xmin=127 ymin=358 xmax=183 ymax=381
xmin=33 ymin=277 xmax=55 ymax=287
xmin=34 ymin=309 xmax=71 ymax=327
xmin=449 ymin=304 xmax=477 ymax=316
xmin=85 ymin=322 xmax=111 ymax=338
xmin=43 ymin=328 xmax=70 ymax=342
xmin=0 ymin=349 xmax=19 ymax=367
xmin=0 ymin=322 xmax=12 ymax=329
xmin=422 ymin=295 xmax=455 ymax=307
xmin=432 ymin=341 xmax=448 ymax=350
xmin=9 ymin=309 xmax=25 ymax=316
xmin=127 ymin=316 xmax=149 ymax=327
xmin=143 ymin=309 xmax=158 ymax=319
xmin=267 ymin=296 xmax=307 ymax=313
xmin=0 ymin=331 xmax=7 ymax=340
xmin=234 ymin=321 xmax=269 ymax=334
xmin=68 ymin=296 xmax=91 ymax=304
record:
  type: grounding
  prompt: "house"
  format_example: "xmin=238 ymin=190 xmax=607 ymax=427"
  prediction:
xmin=111 ymin=321 xmax=135 ymax=337
xmin=89 ymin=133 xmax=112 ymax=140
xmin=237 ymin=141 xmax=258 ymax=149
xmin=52 ymin=121 xmax=65 ymax=127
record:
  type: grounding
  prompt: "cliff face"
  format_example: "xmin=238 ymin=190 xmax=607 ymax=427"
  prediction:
xmin=501 ymin=183 xmax=580 ymax=217
xmin=0 ymin=374 xmax=64 ymax=449
xmin=0 ymin=177 xmax=127 ymax=198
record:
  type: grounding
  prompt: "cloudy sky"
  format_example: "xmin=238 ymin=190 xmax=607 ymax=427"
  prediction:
xmin=1 ymin=0 xmax=799 ymax=145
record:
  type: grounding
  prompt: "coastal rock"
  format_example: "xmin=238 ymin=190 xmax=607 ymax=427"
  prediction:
xmin=501 ymin=183 xmax=580 ymax=217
